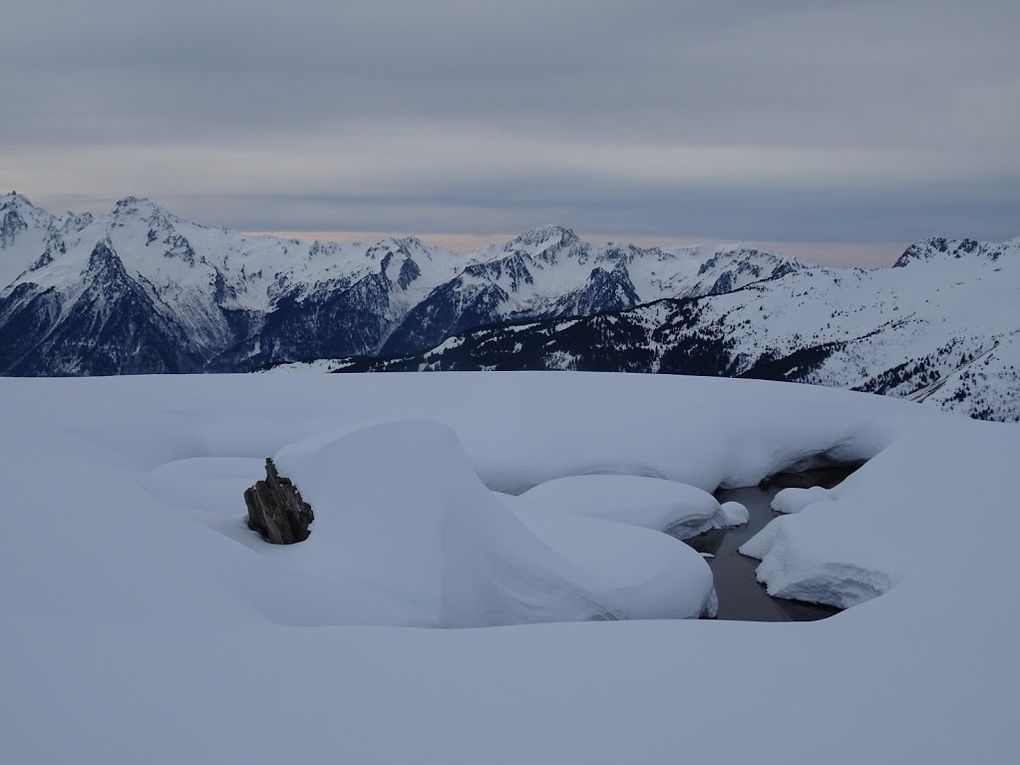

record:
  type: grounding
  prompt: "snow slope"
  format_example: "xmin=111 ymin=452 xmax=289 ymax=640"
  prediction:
xmin=353 ymin=236 xmax=1020 ymax=421
xmin=2 ymin=372 xmax=1019 ymax=763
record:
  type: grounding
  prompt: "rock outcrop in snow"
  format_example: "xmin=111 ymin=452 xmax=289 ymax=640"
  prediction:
xmin=243 ymin=458 xmax=314 ymax=544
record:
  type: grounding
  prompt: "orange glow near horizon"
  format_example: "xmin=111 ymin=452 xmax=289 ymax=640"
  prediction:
xmin=244 ymin=230 xmax=906 ymax=267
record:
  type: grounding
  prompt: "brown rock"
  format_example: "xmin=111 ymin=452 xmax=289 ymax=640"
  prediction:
xmin=244 ymin=458 xmax=314 ymax=544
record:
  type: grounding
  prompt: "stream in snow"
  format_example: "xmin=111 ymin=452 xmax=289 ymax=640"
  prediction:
xmin=682 ymin=465 xmax=861 ymax=622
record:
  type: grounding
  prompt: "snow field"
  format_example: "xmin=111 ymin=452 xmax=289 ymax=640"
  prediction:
xmin=2 ymin=372 xmax=1019 ymax=764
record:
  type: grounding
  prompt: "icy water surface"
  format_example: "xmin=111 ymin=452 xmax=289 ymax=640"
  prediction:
xmin=682 ymin=465 xmax=860 ymax=622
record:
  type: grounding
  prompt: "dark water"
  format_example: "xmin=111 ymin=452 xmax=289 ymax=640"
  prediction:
xmin=681 ymin=465 xmax=861 ymax=622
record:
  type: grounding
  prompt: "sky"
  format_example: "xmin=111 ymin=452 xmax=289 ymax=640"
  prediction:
xmin=2 ymin=0 xmax=1018 ymax=266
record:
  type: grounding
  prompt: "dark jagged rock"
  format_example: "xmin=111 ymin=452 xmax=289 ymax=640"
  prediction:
xmin=243 ymin=458 xmax=314 ymax=544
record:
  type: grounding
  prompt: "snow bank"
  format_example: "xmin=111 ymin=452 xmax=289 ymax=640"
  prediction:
xmin=737 ymin=421 xmax=1020 ymax=609
xmin=509 ymin=473 xmax=744 ymax=537
xmin=265 ymin=419 xmax=712 ymax=625
xmin=514 ymin=513 xmax=717 ymax=619
xmin=769 ymin=485 xmax=835 ymax=514
xmin=258 ymin=420 xmax=607 ymax=626
xmin=719 ymin=500 xmax=750 ymax=526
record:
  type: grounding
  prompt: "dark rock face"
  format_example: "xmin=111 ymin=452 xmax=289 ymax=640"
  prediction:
xmin=213 ymin=273 xmax=394 ymax=371
xmin=382 ymin=276 xmax=513 ymax=356
xmin=0 ymin=207 xmax=28 ymax=248
xmin=0 ymin=240 xmax=207 ymax=375
xmin=243 ymin=458 xmax=314 ymax=544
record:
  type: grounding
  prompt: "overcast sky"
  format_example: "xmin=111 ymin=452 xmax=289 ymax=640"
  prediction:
xmin=2 ymin=0 xmax=1018 ymax=264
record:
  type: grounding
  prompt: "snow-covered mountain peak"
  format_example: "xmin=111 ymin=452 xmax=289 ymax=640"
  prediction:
xmin=697 ymin=244 xmax=800 ymax=271
xmin=360 ymin=236 xmax=455 ymax=293
xmin=391 ymin=234 xmax=429 ymax=251
xmin=108 ymin=195 xmax=191 ymax=229
xmin=112 ymin=195 xmax=159 ymax=212
xmin=505 ymin=225 xmax=580 ymax=256
xmin=1 ymin=191 xmax=57 ymax=242
xmin=892 ymin=236 xmax=1017 ymax=269
xmin=2 ymin=190 xmax=37 ymax=210
xmin=366 ymin=235 xmax=431 ymax=262
xmin=683 ymin=245 xmax=806 ymax=295
xmin=1 ymin=192 xmax=63 ymax=284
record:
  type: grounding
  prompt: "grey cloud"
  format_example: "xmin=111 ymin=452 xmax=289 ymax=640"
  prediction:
xmin=2 ymin=0 xmax=1018 ymax=257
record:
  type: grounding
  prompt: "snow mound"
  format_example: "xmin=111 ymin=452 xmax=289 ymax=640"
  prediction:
xmin=739 ymin=514 xmax=894 ymax=608
xmin=515 ymin=514 xmax=717 ymax=619
xmin=510 ymin=474 xmax=744 ymax=538
xmin=719 ymin=500 xmax=749 ymax=526
xmin=770 ymin=485 xmax=835 ymax=514
xmin=260 ymin=420 xmax=714 ymax=627
xmin=266 ymin=420 xmax=608 ymax=627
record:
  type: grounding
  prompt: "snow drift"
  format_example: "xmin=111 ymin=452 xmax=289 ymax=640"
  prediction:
xmin=259 ymin=419 xmax=715 ymax=625
xmin=508 ymin=473 xmax=746 ymax=536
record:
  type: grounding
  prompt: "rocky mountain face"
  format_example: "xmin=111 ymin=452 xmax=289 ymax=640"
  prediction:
xmin=380 ymin=225 xmax=797 ymax=355
xmin=0 ymin=193 xmax=468 ymax=374
xmin=0 ymin=193 xmax=794 ymax=374
xmin=2 ymin=192 xmax=1017 ymax=421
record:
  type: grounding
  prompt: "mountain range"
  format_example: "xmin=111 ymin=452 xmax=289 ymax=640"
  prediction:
xmin=2 ymin=191 xmax=1017 ymax=421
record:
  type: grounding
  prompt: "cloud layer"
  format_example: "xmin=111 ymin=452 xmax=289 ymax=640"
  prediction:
xmin=3 ymin=0 xmax=1018 ymax=258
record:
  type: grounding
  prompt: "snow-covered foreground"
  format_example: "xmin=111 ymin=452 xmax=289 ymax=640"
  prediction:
xmin=2 ymin=372 xmax=1018 ymax=763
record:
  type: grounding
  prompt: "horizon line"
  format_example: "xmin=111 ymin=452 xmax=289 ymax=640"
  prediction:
xmin=246 ymin=229 xmax=909 ymax=267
